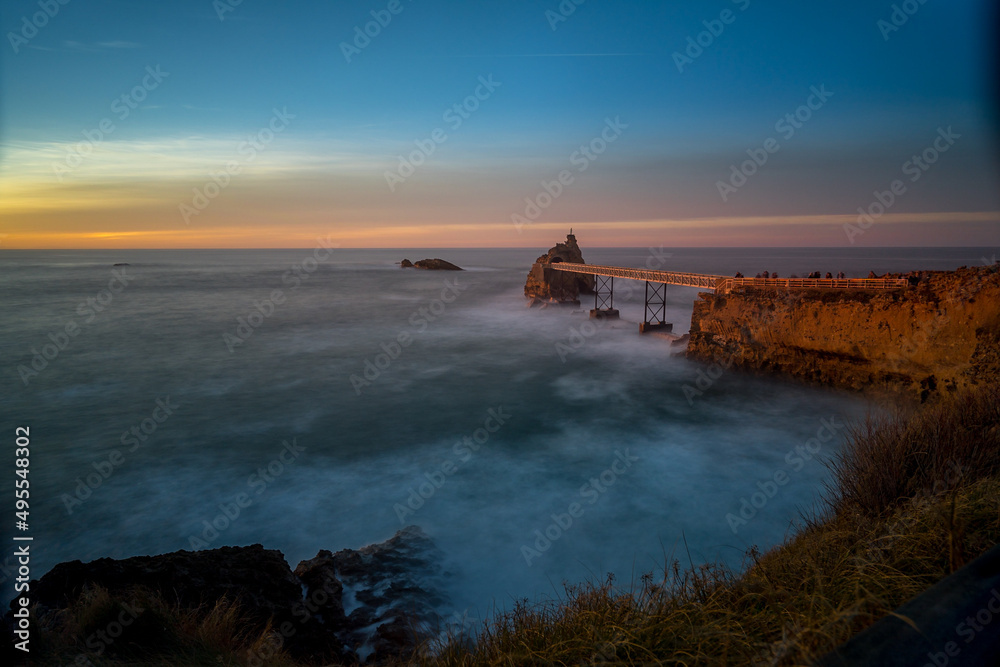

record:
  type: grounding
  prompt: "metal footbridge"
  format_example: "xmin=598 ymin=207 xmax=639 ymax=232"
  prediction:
xmin=538 ymin=261 xmax=908 ymax=333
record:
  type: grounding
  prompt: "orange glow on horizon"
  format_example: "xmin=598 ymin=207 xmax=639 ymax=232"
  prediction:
xmin=2 ymin=213 xmax=998 ymax=249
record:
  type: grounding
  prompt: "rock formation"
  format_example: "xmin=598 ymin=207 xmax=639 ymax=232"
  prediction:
xmin=9 ymin=527 xmax=449 ymax=664
xmin=687 ymin=264 xmax=1000 ymax=402
xmin=401 ymin=258 xmax=463 ymax=270
xmin=524 ymin=232 xmax=595 ymax=305
xmin=297 ymin=525 xmax=449 ymax=663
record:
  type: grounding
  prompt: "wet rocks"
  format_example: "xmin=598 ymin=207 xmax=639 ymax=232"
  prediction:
xmin=311 ymin=525 xmax=450 ymax=662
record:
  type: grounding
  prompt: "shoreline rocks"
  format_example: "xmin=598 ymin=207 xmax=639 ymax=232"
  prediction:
xmin=7 ymin=527 xmax=449 ymax=664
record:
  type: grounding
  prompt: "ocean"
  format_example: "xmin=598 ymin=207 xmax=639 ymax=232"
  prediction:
xmin=1 ymin=246 xmax=995 ymax=624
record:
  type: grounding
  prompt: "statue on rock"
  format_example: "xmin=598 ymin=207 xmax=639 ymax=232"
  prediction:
xmin=524 ymin=231 xmax=595 ymax=305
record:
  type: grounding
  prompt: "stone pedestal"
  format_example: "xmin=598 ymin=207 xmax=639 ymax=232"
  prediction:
xmin=639 ymin=321 xmax=672 ymax=334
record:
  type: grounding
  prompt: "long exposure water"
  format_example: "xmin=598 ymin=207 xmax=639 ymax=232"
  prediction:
xmin=1 ymin=246 xmax=993 ymax=623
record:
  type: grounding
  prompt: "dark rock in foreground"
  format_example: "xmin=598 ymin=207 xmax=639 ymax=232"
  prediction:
xmin=28 ymin=544 xmax=303 ymax=626
xmin=401 ymin=258 xmax=463 ymax=271
xmin=9 ymin=527 xmax=449 ymax=664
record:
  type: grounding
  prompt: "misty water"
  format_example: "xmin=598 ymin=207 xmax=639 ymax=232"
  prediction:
xmin=0 ymin=247 xmax=992 ymax=625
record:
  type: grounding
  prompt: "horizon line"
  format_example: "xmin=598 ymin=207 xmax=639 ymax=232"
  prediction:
xmin=2 ymin=245 xmax=996 ymax=251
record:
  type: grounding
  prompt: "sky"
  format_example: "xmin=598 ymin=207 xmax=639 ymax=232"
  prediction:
xmin=1 ymin=0 xmax=998 ymax=248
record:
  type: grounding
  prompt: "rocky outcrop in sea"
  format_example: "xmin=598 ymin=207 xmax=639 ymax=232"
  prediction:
xmin=401 ymin=258 xmax=463 ymax=270
xmin=524 ymin=232 xmax=595 ymax=305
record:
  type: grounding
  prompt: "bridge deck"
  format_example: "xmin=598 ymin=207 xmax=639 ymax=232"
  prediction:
xmin=544 ymin=262 xmax=909 ymax=293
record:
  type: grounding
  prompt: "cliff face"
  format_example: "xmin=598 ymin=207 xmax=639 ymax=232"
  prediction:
xmin=524 ymin=233 xmax=595 ymax=303
xmin=687 ymin=264 xmax=1000 ymax=401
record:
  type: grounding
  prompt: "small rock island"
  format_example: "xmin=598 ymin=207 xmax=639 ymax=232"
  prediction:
xmin=524 ymin=231 xmax=594 ymax=305
xmin=400 ymin=258 xmax=463 ymax=270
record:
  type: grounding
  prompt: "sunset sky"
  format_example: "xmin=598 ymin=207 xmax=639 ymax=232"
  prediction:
xmin=1 ymin=0 xmax=998 ymax=248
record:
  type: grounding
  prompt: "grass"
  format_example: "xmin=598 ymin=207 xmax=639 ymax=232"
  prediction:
xmin=427 ymin=383 xmax=1000 ymax=666
xmin=24 ymin=384 xmax=1000 ymax=666
xmin=25 ymin=586 xmax=302 ymax=666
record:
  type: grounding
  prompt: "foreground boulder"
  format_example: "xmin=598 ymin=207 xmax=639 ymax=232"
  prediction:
xmin=9 ymin=528 xmax=449 ymax=664
xmin=26 ymin=544 xmax=302 ymax=626
xmin=524 ymin=231 xmax=594 ymax=304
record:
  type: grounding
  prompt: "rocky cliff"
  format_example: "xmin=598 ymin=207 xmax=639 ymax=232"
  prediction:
xmin=687 ymin=264 xmax=1000 ymax=401
xmin=524 ymin=232 xmax=595 ymax=304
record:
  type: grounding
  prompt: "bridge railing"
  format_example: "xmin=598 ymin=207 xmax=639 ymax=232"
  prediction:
xmin=543 ymin=262 xmax=724 ymax=289
xmin=715 ymin=277 xmax=910 ymax=294
xmin=544 ymin=262 xmax=909 ymax=293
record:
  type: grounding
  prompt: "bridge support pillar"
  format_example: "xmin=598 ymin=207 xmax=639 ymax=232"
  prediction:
xmin=639 ymin=281 xmax=672 ymax=334
xmin=590 ymin=275 xmax=619 ymax=319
